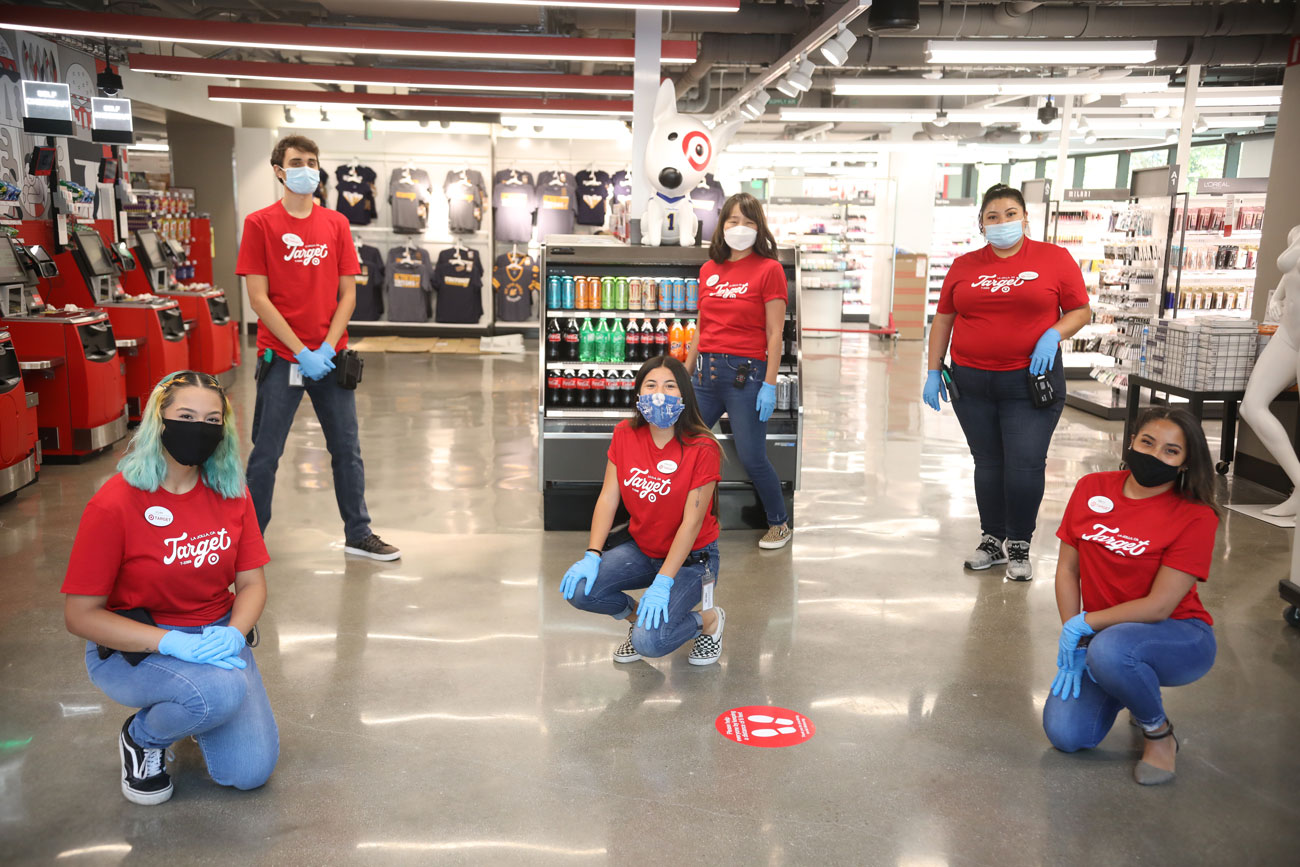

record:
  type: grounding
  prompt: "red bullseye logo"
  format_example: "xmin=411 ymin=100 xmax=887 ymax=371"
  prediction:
xmin=715 ymin=706 xmax=815 ymax=748
xmin=682 ymin=131 xmax=711 ymax=171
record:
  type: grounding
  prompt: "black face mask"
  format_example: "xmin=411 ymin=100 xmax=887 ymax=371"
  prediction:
xmin=1125 ymin=447 xmax=1181 ymax=489
xmin=161 ymin=418 xmax=224 ymax=467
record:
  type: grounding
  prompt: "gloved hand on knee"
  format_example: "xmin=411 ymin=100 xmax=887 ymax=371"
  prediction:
xmin=195 ymin=625 xmax=248 ymax=664
xmin=1051 ymin=647 xmax=1089 ymax=701
xmin=158 ymin=630 xmax=247 ymax=670
xmin=635 ymin=574 xmax=674 ymax=630
xmin=1056 ymin=612 xmax=1095 ymax=669
xmin=560 ymin=551 xmax=601 ymax=600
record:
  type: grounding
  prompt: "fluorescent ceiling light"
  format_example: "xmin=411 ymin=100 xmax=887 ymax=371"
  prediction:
xmin=834 ymin=76 xmax=1170 ymax=97
xmin=0 ymin=8 xmax=697 ymax=64
xmin=208 ymin=86 xmax=632 ymax=116
xmin=924 ymin=40 xmax=1158 ymax=66
xmin=779 ymin=108 xmax=937 ymax=123
xmin=1200 ymin=115 xmax=1267 ymax=129
xmin=1122 ymin=86 xmax=1282 ymax=108
xmin=127 ymin=53 xmax=634 ymax=95
xmin=127 ymin=142 xmax=169 ymax=152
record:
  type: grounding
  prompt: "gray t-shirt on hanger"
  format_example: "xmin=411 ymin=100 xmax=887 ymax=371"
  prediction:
xmin=389 ymin=167 xmax=433 ymax=234
xmin=385 ymin=246 xmax=434 ymax=321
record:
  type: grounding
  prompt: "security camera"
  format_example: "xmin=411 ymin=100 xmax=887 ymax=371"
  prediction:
xmin=1037 ymin=97 xmax=1059 ymax=125
xmin=97 ymin=67 xmax=124 ymax=97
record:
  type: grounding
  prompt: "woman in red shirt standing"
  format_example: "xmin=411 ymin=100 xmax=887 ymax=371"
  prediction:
xmin=561 ymin=355 xmax=726 ymax=666
xmin=1045 ymin=407 xmax=1219 ymax=786
xmin=925 ymin=184 xmax=1091 ymax=580
xmin=62 ymin=372 xmax=276 ymax=805
xmin=684 ymin=193 xmax=791 ymax=550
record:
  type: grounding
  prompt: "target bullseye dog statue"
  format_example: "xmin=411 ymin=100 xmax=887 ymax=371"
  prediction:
xmin=641 ymin=80 xmax=744 ymax=247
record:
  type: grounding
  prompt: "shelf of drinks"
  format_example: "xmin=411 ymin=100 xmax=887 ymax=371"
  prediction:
xmin=544 ymin=407 xmax=800 ymax=420
xmin=545 ymin=310 xmax=696 ymax=319
xmin=544 ymin=360 xmax=798 ymax=371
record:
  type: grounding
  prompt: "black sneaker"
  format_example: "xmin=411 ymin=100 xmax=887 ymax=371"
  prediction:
xmin=688 ymin=607 xmax=725 ymax=666
xmin=613 ymin=626 xmax=641 ymax=664
xmin=344 ymin=533 xmax=401 ymax=561
xmin=119 ymin=714 xmax=173 ymax=806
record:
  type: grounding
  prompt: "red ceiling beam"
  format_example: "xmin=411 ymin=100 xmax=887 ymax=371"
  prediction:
xmin=422 ymin=0 xmax=739 ymax=10
xmin=0 ymin=8 xmax=697 ymax=64
xmin=207 ymin=85 xmax=634 ymax=115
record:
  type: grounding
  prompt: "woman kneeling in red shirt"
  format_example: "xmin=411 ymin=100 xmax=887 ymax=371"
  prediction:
xmin=1044 ymin=407 xmax=1219 ymax=786
xmin=560 ymin=355 xmax=726 ymax=666
xmin=62 ymin=372 xmax=276 ymax=805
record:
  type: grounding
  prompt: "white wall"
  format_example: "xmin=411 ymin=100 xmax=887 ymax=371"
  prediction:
xmin=1238 ymin=136 xmax=1275 ymax=178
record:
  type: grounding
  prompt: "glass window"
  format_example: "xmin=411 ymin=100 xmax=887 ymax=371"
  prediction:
xmin=1009 ymin=161 xmax=1036 ymax=190
xmin=976 ymin=163 xmax=1003 ymax=199
xmin=1185 ymin=144 xmax=1227 ymax=192
xmin=1043 ymin=159 xmax=1058 ymax=181
xmin=1083 ymin=153 xmax=1120 ymax=189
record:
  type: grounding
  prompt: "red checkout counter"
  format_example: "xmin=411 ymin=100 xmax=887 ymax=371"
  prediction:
xmin=129 ymin=228 xmax=235 ymax=376
xmin=39 ymin=224 xmax=190 ymax=422
xmin=0 ymin=236 xmax=128 ymax=460
xmin=0 ymin=326 xmax=38 ymax=502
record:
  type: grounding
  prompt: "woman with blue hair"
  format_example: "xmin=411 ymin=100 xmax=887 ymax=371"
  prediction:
xmin=62 ymin=371 xmax=277 ymax=805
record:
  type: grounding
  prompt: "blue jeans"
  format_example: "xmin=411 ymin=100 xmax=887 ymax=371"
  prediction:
xmin=567 ymin=539 xmax=720 ymax=658
xmin=949 ymin=357 xmax=1065 ymax=541
xmin=693 ymin=353 xmax=788 ymax=526
xmin=85 ymin=613 xmax=279 ymax=790
xmin=247 ymin=354 xmax=371 ymax=541
xmin=1043 ymin=618 xmax=1216 ymax=752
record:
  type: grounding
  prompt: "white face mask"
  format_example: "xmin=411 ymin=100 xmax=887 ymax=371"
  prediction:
xmin=724 ymin=225 xmax=758 ymax=251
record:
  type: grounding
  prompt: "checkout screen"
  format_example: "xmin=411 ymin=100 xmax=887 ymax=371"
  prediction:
xmin=0 ymin=241 xmax=26 ymax=286
xmin=137 ymin=230 xmax=165 ymax=270
xmin=75 ymin=232 xmax=117 ymax=276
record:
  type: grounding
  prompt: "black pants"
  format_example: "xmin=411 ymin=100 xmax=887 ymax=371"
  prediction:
xmin=949 ymin=357 xmax=1065 ymax=542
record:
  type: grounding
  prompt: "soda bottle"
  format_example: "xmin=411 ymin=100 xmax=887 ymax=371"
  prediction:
xmin=609 ymin=319 xmax=626 ymax=365
xmin=625 ymin=318 xmax=640 ymax=361
xmin=589 ymin=368 xmax=605 ymax=407
xmin=622 ymin=370 xmax=637 ymax=407
xmin=575 ymin=368 xmax=591 ymax=407
xmin=561 ymin=369 xmax=577 ymax=406
xmin=685 ymin=319 xmax=697 ymax=358
xmin=546 ymin=318 xmax=562 ymax=360
xmin=669 ymin=319 xmax=685 ymax=361
xmin=564 ymin=318 xmax=581 ymax=362
xmin=606 ymin=369 xmax=621 ymax=407
xmin=546 ymin=369 xmax=562 ymax=406
xmin=594 ymin=318 xmax=611 ymax=364
xmin=654 ymin=319 xmax=669 ymax=357
xmin=579 ymin=318 xmax=595 ymax=363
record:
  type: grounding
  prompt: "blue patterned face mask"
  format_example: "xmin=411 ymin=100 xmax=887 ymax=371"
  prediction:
xmin=637 ymin=392 xmax=685 ymax=428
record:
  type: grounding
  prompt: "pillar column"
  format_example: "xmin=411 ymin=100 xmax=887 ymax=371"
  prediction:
xmin=629 ymin=10 xmax=662 ymax=245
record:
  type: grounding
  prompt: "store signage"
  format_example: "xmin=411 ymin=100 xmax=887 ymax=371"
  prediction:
xmin=90 ymin=97 xmax=134 ymax=145
xmin=20 ymin=80 xmax=74 ymax=136
xmin=1196 ymin=177 xmax=1268 ymax=195
xmin=1064 ymin=188 xmax=1130 ymax=201
xmin=1131 ymin=165 xmax=1179 ymax=199
xmin=715 ymin=706 xmax=815 ymax=748
xmin=1021 ymin=178 xmax=1051 ymax=204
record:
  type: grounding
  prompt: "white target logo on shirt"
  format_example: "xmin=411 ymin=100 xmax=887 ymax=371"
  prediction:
xmin=1081 ymin=523 xmax=1151 ymax=557
xmin=624 ymin=467 xmax=672 ymax=502
xmin=163 ymin=529 xmax=233 ymax=569
xmin=281 ymin=232 xmax=330 ymax=267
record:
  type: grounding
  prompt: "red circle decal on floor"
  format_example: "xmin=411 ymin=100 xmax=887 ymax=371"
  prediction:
xmin=715 ymin=706 xmax=814 ymax=748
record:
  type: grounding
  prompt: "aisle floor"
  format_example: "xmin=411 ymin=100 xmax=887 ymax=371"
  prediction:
xmin=2 ymin=336 xmax=1299 ymax=865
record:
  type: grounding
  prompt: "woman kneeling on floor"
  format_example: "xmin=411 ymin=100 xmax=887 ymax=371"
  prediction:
xmin=62 ymin=371 xmax=278 ymax=805
xmin=561 ymin=355 xmax=726 ymax=666
xmin=1044 ymin=407 xmax=1219 ymax=786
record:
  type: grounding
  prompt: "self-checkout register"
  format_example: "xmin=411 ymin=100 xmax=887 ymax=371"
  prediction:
xmin=0 ymin=323 xmax=38 ymax=501
xmin=134 ymin=227 xmax=234 ymax=375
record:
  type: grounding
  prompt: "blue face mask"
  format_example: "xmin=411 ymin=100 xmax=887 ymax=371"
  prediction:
xmin=984 ymin=220 xmax=1025 ymax=249
xmin=281 ymin=165 xmax=319 ymax=196
xmin=637 ymin=392 xmax=685 ymax=429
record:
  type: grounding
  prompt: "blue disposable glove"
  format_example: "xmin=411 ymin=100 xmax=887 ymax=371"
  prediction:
xmin=195 ymin=625 xmax=247 ymax=663
xmin=294 ymin=346 xmax=333 ymax=381
xmin=635 ymin=574 xmax=674 ymax=630
xmin=1029 ymin=327 xmax=1062 ymax=375
xmin=158 ymin=630 xmax=247 ymax=670
xmin=316 ymin=340 xmax=336 ymax=362
xmin=1051 ymin=647 xmax=1089 ymax=701
xmin=1056 ymin=612 xmax=1095 ymax=670
xmin=756 ymin=382 xmax=777 ymax=423
xmin=560 ymin=551 xmax=601 ymax=600
xmin=923 ymin=369 xmax=948 ymax=411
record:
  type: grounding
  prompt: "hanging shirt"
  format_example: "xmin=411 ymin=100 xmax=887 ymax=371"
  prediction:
xmin=61 ymin=474 xmax=270 ymax=627
xmin=1057 ymin=471 xmax=1218 ymax=625
xmin=443 ymin=169 xmax=488 ymax=233
xmin=494 ymin=168 xmax=535 ymax=188
xmin=312 ymin=169 xmax=329 ymax=208
xmin=697 ymin=253 xmax=788 ymax=361
xmin=610 ymin=170 xmax=633 ymax=203
xmin=690 ymin=176 xmax=726 ymax=243
xmin=938 ymin=238 xmax=1090 ymax=372
xmin=537 ymin=170 xmax=577 ymax=195
xmin=385 ymin=246 xmax=434 ymax=322
xmin=575 ymin=169 xmax=612 ymax=227
xmin=335 ymin=164 xmax=378 ymax=226
xmin=236 ymin=201 xmax=361 ymax=361
xmin=535 ymin=182 xmax=577 ymax=239
xmin=493 ymin=253 xmax=539 ymax=322
xmin=389 ymin=167 xmax=434 ymax=234
xmin=606 ymin=421 xmax=721 ymax=559
xmin=433 ymin=247 xmax=484 ymax=324
xmin=352 ymin=244 xmax=386 ymax=321
xmin=493 ymin=178 xmax=538 ymax=243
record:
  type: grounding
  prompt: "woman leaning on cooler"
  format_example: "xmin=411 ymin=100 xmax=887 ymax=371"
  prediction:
xmin=62 ymin=371 xmax=278 ymax=805
xmin=925 ymin=183 xmax=1092 ymax=580
xmin=1044 ymin=407 xmax=1220 ymax=786
xmin=684 ymin=192 xmax=792 ymax=550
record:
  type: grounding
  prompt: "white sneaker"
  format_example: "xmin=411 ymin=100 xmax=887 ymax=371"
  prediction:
xmin=964 ymin=534 xmax=1007 ymax=571
xmin=1006 ymin=540 xmax=1033 ymax=581
xmin=688 ymin=607 xmax=725 ymax=666
xmin=759 ymin=525 xmax=792 ymax=550
xmin=613 ymin=627 xmax=640 ymax=663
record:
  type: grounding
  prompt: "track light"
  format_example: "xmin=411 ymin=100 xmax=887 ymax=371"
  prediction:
xmin=741 ymin=89 xmax=770 ymax=119
xmin=820 ymin=26 xmax=857 ymax=67
xmin=786 ymin=58 xmax=815 ymax=94
xmin=283 ymin=105 xmax=294 ymax=123
xmin=1165 ymin=133 xmax=1178 ymax=144
xmin=320 ymin=107 xmax=329 ymax=122
xmin=1084 ymin=131 xmax=1097 ymax=144
xmin=932 ymin=110 xmax=950 ymax=128
xmin=1019 ymin=132 xmax=1032 ymax=144
xmin=1194 ymin=116 xmax=1208 ymax=133
xmin=774 ymin=76 xmax=801 ymax=99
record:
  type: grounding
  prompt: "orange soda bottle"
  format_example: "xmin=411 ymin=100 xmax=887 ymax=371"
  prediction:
xmin=669 ymin=319 xmax=685 ymax=361
xmin=685 ymin=319 xmax=697 ymax=357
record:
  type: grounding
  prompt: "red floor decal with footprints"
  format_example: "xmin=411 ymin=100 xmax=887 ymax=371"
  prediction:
xmin=715 ymin=706 xmax=815 ymax=748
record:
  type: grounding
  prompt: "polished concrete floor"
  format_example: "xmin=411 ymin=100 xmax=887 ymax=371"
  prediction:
xmin=2 ymin=336 xmax=1299 ymax=866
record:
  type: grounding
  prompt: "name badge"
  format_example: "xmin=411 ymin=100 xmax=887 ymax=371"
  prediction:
xmin=288 ymin=363 xmax=304 ymax=388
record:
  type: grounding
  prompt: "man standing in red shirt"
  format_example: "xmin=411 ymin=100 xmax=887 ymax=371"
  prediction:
xmin=236 ymin=136 xmax=399 ymax=561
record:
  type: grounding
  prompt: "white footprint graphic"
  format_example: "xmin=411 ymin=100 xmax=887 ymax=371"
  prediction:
xmin=747 ymin=714 xmax=797 ymax=737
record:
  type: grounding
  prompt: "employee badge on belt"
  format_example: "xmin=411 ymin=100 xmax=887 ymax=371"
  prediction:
xmin=288 ymin=363 xmax=304 ymax=388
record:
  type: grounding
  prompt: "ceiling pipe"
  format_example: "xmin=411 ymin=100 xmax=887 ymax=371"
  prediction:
xmin=849 ymin=33 xmax=1291 ymax=68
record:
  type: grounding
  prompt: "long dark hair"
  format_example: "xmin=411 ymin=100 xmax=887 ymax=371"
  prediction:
xmin=1130 ymin=406 xmax=1219 ymax=514
xmin=708 ymin=192 xmax=779 ymax=264
xmin=629 ymin=355 xmax=721 ymax=457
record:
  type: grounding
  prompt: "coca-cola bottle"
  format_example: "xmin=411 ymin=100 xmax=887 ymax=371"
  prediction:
xmin=561 ymin=369 xmax=577 ymax=406
xmin=563 ymin=318 xmax=580 ymax=362
xmin=606 ymin=369 xmax=621 ymax=407
xmin=589 ymin=368 xmax=605 ymax=407
xmin=625 ymin=318 xmax=640 ymax=362
xmin=546 ymin=368 xmax=562 ymax=406
xmin=546 ymin=318 xmax=562 ymax=361
xmin=654 ymin=318 xmax=669 ymax=358
xmin=622 ymin=370 xmax=636 ymax=407
xmin=575 ymin=368 xmax=591 ymax=407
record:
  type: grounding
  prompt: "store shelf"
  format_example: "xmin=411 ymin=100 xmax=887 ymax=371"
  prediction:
xmin=546 ymin=309 xmax=697 ymax=318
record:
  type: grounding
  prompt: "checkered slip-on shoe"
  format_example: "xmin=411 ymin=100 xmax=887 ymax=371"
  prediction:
xmin=688 ymin=607 xmax=725 ymax=666
xmin=613 ymin=627 xmax=640 ymax=663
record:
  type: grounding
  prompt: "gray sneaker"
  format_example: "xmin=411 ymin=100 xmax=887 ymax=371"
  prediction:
xmin=1006 ymin=540 xmax=1033 ymax=581
xmin=964 ymin=534 xmax=1007 ymax=571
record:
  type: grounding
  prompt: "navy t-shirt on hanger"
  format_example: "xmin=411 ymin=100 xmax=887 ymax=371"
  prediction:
xmin=575 ymin=169 xmax=611 ymax=227
xmin=335 ymin=164 xmax=378 ymax=225
xmin=352 ymin=244 xmax=386 ymax=320
xmin=493 ymin=176 xmax=537 ymax=243
xmin=433 ymin=246 xmax=484 ymax=324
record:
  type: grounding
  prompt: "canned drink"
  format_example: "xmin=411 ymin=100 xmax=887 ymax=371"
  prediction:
xmin=615 ymin=277 xmax=629 ymax=311
xmin=671 ymin=278 xmax=685 ymax=311
xmin=628 ymin=277 xmax=642 ymax=311
xmin=548 ymin=275 xmax=563 ymax=309
xmin=575 ymin=276 xmax=589 ymax=310
xmin=657 ymin=277 xmax=672 ymax=311
xmin=775 ymin=375 xmax=792 ymax=411
xmin=685 ymin=278 xmax=699 ymax=312
xmin=562 ymin=276 xmax=576 ymax=310
xmin=601 ymin=277 xmax=616 ymax=310
xmin=642 ymin=278 xmax=658 ymax=312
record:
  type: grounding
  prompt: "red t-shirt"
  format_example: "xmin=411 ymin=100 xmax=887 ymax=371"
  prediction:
xmin=938 ymin=238 xmax=1089 ymax=371
xmin=697 ymin=253 xmax=788 ymax=361
xmin=235 ymin=201 xmax=361 ymax=362
xmin=607 ymin=421 xmax=721 ymax=559
xmin=1057 ymin=471 xmax=1218 ymax=625
xmin=61 ymin=474 xmax=270 ymax=626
